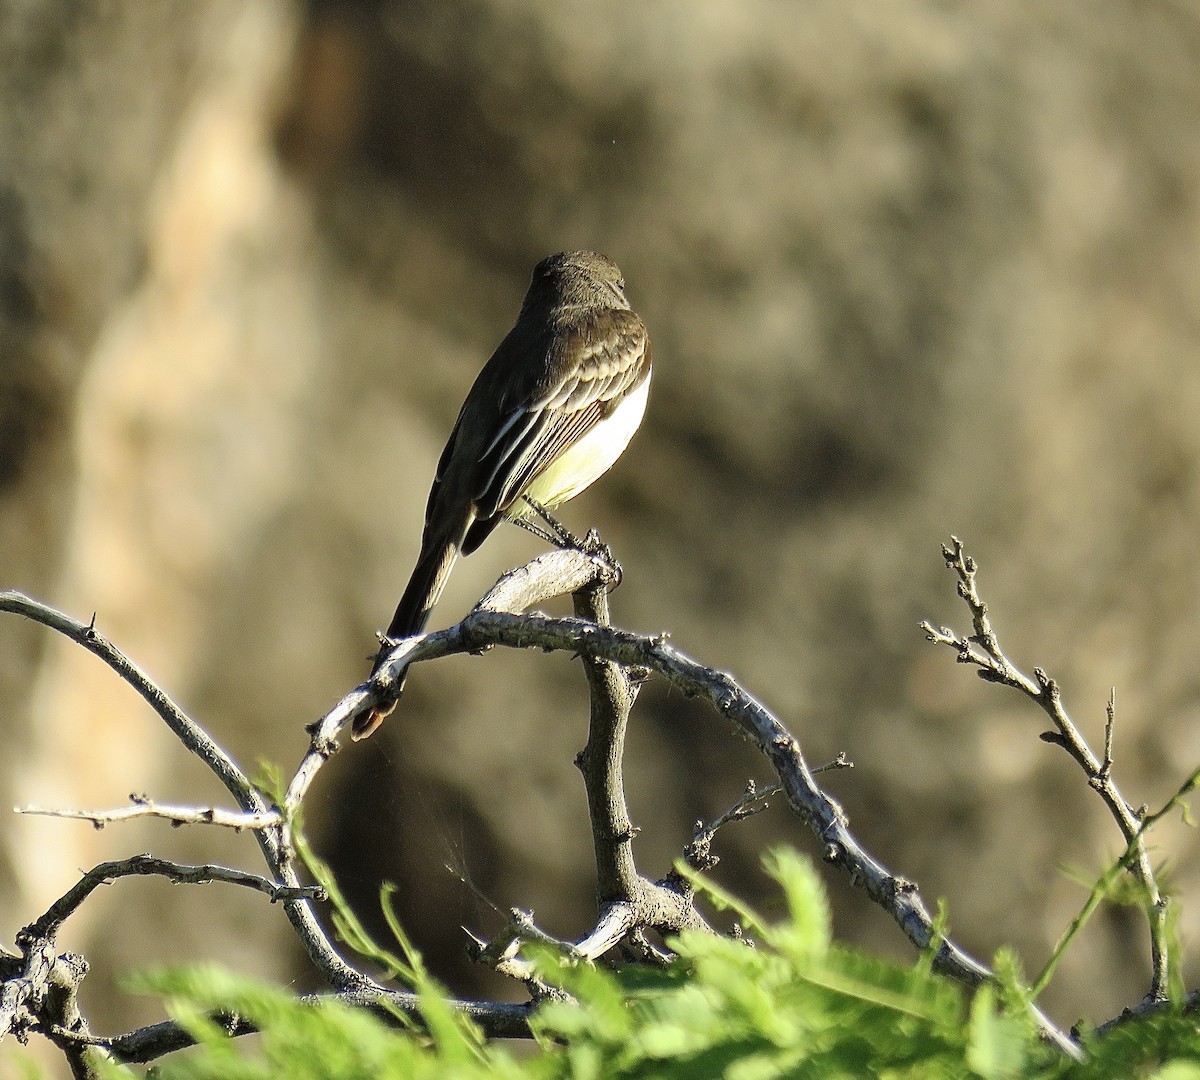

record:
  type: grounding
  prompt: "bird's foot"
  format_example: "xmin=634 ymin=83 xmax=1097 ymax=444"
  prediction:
xmin=581 ymin=528 xmax=623 ymax=590
xmin=516 ymin=498 xmax=622 ymax=588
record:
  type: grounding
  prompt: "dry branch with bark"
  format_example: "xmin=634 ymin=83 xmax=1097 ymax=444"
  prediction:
xmin=4 ymin=537 xmax=1195 ymax=1073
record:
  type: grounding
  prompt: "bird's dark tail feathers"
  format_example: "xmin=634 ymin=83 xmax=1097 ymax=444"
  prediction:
xmin=353 ymin=530 xmax=465 ymax=740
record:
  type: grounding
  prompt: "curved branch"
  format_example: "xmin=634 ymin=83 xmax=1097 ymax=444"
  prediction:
xmin=351 ymin=606 xmax=1080 ymax=1058
xmin=289 ymin=548 xmax=617 ymax=815
xmin=366 ymin=609 xmax=984 ymax=969
xmin=0 ymin=592 xmax=265 ymax=818
xmin=0 ymin=594 xmax=379 ymax=997
xmin=23 ymin=856 xmax=322 ymax=942
xmin=0 ymin=590 xmax=535 ymax=1042
xmin=475 ymin=548 xmax=617 ymax=614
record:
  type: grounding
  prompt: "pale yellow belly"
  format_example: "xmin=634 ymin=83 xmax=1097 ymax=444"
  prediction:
xmin=510 ymin=376 xmax=650 ymax=516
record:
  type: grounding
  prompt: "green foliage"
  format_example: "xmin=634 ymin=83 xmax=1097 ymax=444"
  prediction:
xmin=96 ymin=849 xmax=1200 ymax=1080
xmin=99 ymin=965 xmax=502 ymax=1080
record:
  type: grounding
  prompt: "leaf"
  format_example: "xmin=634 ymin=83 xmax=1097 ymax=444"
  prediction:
xmin=966 ymin=984 xmax=1030 ymax=1079
xmin=760 ymin=847 xmax=831 ymax=962
xmin=671 ymin=859 xmax=770 ymax=938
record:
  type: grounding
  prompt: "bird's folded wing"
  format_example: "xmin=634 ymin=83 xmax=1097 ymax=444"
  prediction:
xmin=473 ymin=310 xmax=650 ymax=519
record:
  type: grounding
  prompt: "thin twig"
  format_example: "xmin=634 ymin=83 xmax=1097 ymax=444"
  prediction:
xmin=1102 ymin=689 xmax=1115 ymax=780
xmin=683 ymin=756 xmax=852 ymax=874
xmin=15 ymin=800 xmax=284 ymax=832
xmin=685 ymin=781 xmax=779 ymax=872
xmin=814 ymin=751 xmax=854 ymax=775
xmin=1032 ymin=763 xmax=1200 ymax=998
xmin=23 ymin=856 xmax=322 ymax=942
xmin=921 ymin=537 xmax=1168 ymax=1003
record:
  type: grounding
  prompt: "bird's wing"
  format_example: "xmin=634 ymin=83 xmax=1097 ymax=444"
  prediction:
xmin=472 ymin=307 xmax=650 ymax=520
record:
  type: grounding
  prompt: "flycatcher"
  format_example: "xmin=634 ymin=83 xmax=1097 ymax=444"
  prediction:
xmin=355 ymin=250 xmax=652 ymax=739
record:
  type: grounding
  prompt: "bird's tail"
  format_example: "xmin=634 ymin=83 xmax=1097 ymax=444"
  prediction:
xmin=383 ymin=534 xmax=463 ymax=644
xmin=354 ymin=529 xmax=466 ymax=740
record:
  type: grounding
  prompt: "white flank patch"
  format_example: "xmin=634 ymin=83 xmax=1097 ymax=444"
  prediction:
xmin=515 ymin=376 xmax=650 ymax=514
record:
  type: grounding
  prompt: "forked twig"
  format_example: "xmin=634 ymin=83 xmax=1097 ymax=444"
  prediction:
xmin=921 ymin=536 xmax=1169 ymax=1004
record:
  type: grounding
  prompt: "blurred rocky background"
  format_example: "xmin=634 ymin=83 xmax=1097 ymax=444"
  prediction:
xmin=3 ymin=0 xmax=1200 ymax=1065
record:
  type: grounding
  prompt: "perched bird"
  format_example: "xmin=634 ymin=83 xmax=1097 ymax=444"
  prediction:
xmin=355 ymin=250 xmax=652 ymax=739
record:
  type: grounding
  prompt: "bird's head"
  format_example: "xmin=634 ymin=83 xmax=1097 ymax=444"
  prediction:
xmin=523 ymin=250 xmax=629 ymax=312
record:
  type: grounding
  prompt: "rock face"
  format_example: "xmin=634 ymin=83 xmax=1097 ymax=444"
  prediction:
xmin=4 ymin=0 xmax=1200 ymax=1037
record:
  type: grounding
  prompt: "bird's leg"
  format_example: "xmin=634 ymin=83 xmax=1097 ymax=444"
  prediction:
xmin=510 ymin=513 xmax=566 ymax=547
xmin=521 ymin=496 xmax=583 ymax=548
xmin=519 ymin=497 xmax=623 ymax=589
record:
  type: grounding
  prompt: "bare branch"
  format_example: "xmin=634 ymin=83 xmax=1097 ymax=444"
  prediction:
xmin=3 ymin=550 xmax=1090 ymax=1062
xmin=471 ymin=901 xmax=638 ymax=989
xmin=1091 ymin=989 xmax=1200 ymax=1039
xmin=922 ymin=536 xmax=1169 ymax=1003
xmin=475 ymin=548 xmax=618 ymax=614
xmin=1 ymin=591 xmax=536 ymax=1042
xmin=16 ymin=799 xmax=284 ymax=832
xmin=24 ymin=856 xmax=322 ymax=942
xmin=4 ymin=854 xmax=328 ymax=1058
xmin=369 ymin=608 xmax=974 ymax=957
xmin=352 ymin=602 xmax=1080 ymax=1057
xmin=1102 ymin=689 xmax=1115 ymax=780
xmin=453 ymin=549 xmax=708 ymax=989
xmin=0 ymin=592 xmax=266 ymax=821
xmin=572 ymin=563 xmax=641 ymax=902
xmin=685 ymin=780 xmax=780 ymax=872
xmin=46 ymin=987 xmax=534 ymax=1064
